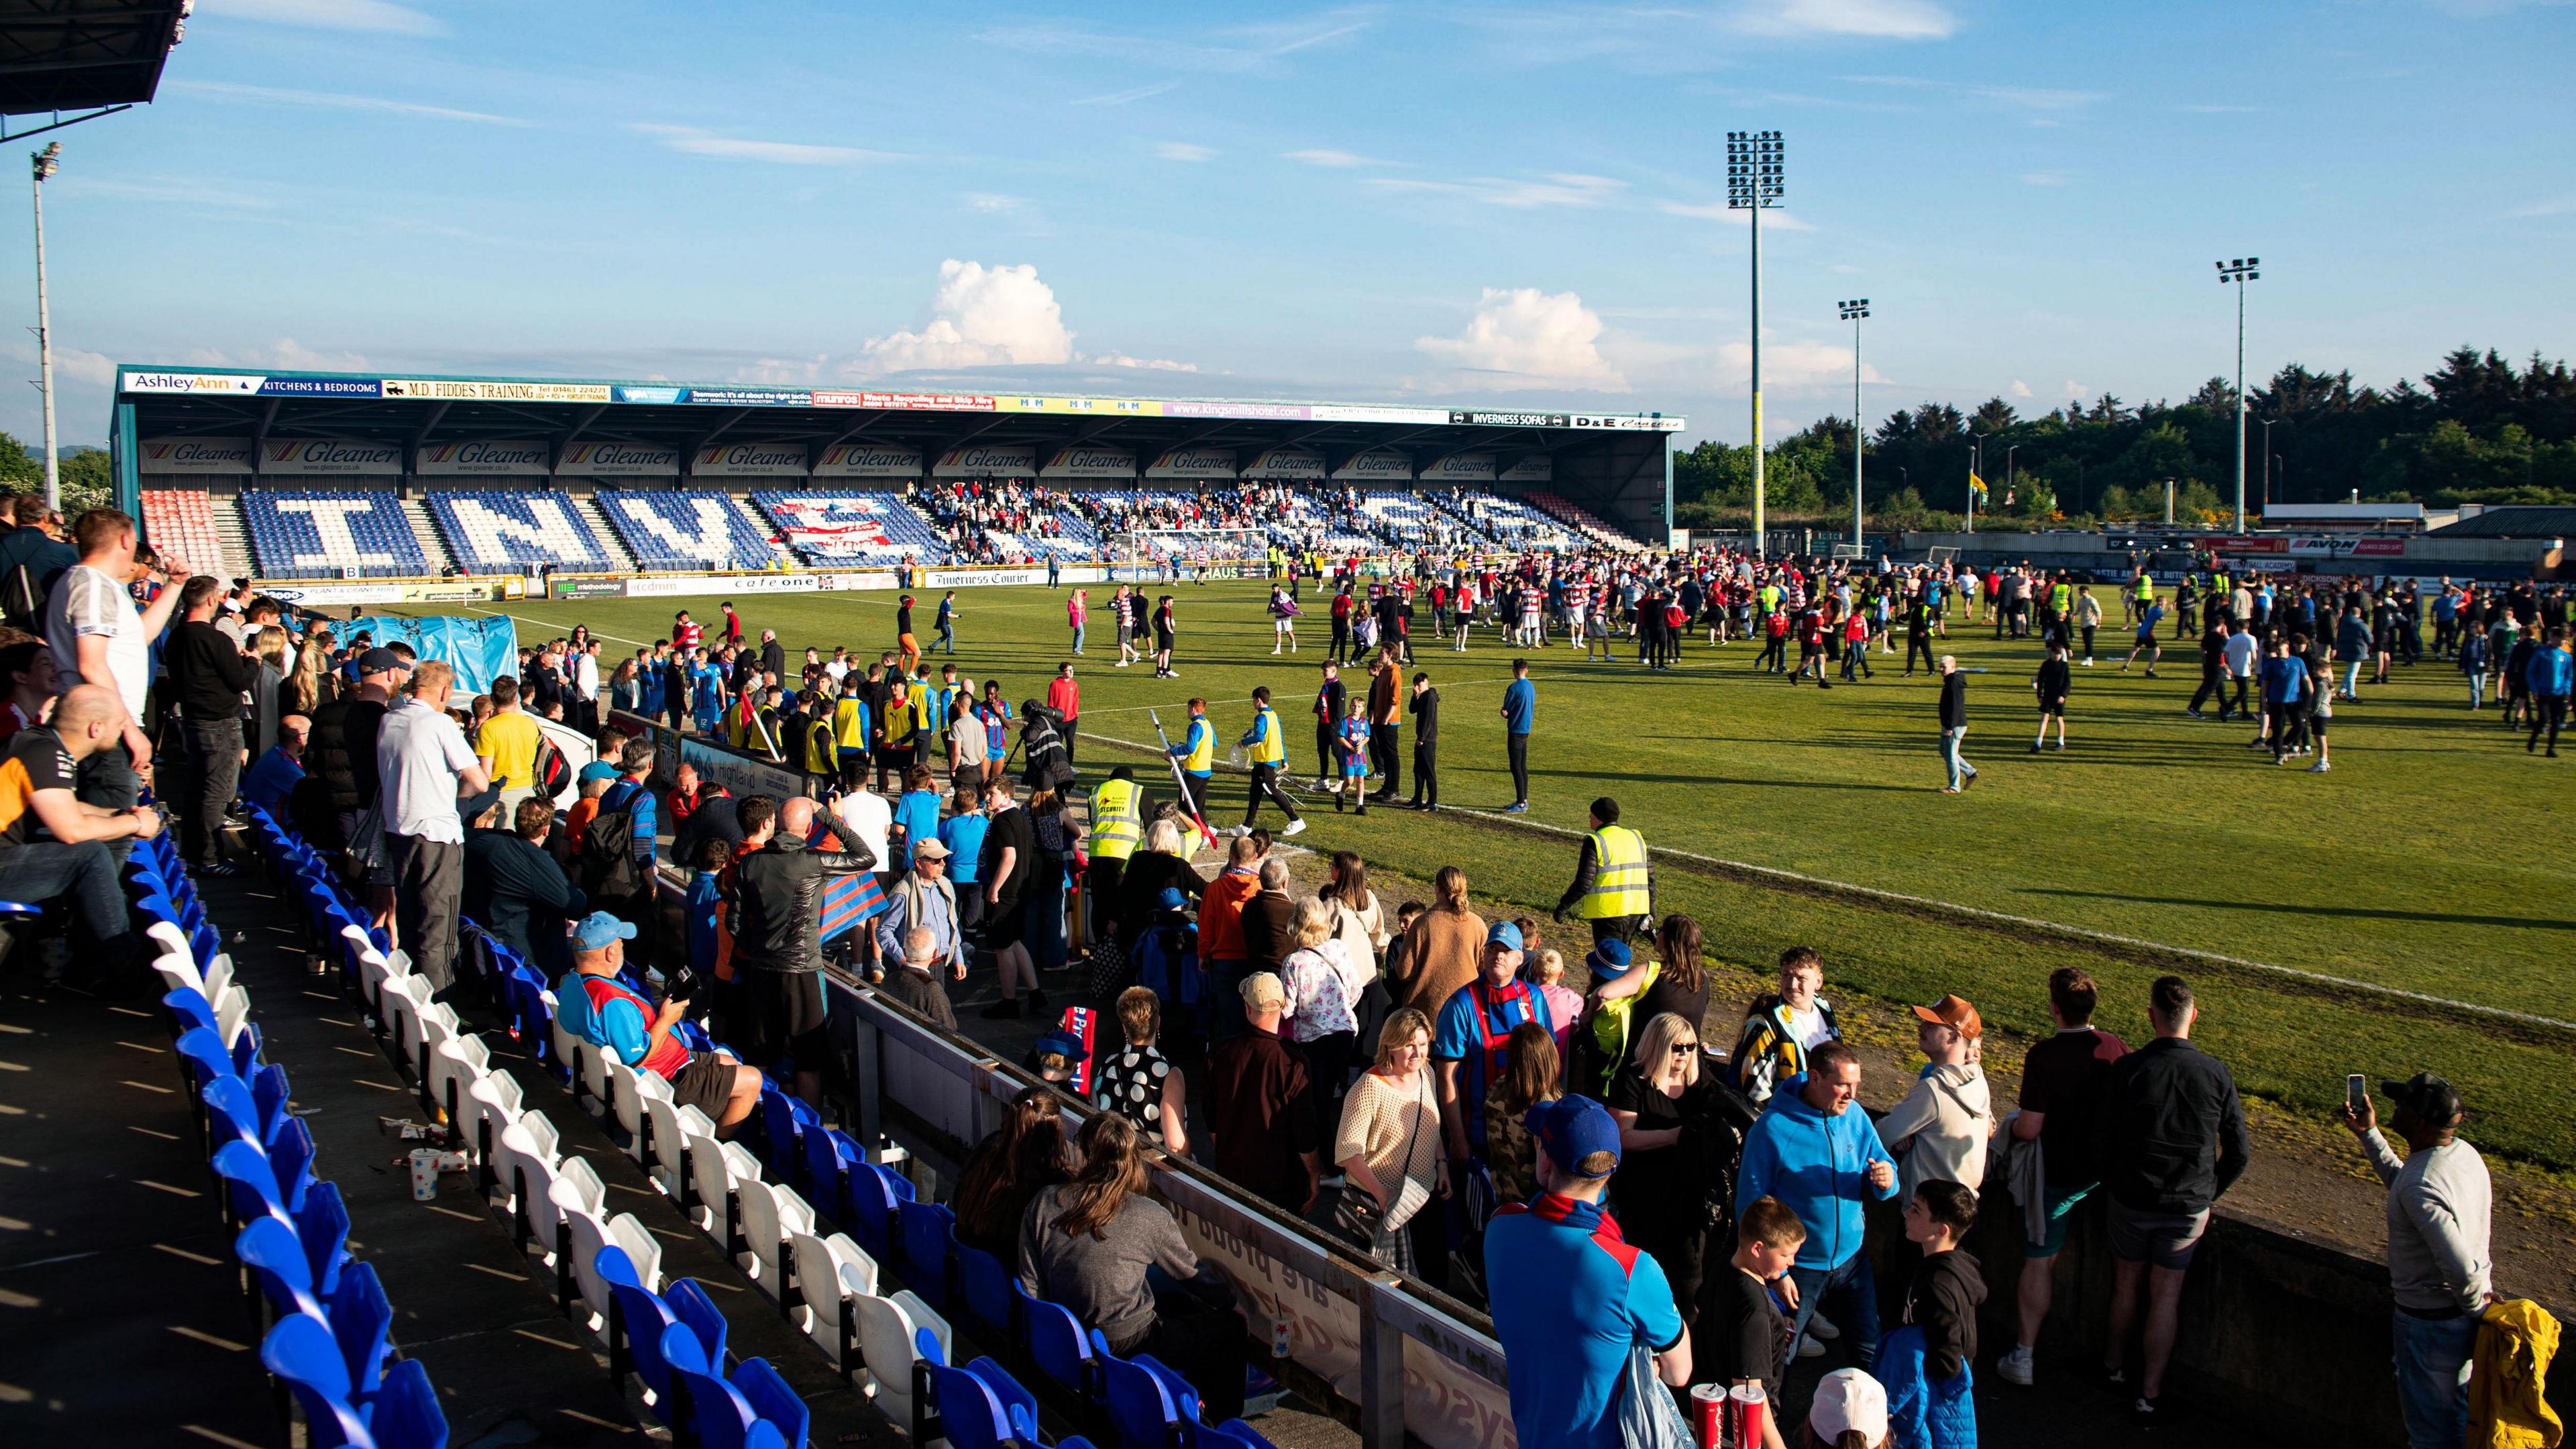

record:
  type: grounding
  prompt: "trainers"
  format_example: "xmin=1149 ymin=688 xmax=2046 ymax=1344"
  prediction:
xmin=2133 ymin=1395 xmax=2160 ymax=1428
xmin=1503 ymin=802 xmax=1529 ymax=814
xmin=1808 ymin=1312 xmax=1840 ymax=1342
xmin=1796 ymin=1335 xmax=1827 ymax=1359
xmin=2309 ymin=760 xmax=2330 ymax=772
xmin=1996 ymin=1345 xmax=2035 ymax=1387
xmin=1281 ymin=820 xmax=1306 ymax=837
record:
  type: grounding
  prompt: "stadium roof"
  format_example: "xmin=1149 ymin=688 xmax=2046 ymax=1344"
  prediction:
xmin=115 ymin=364 xmax=1682 ymax=471
xmin=2428 ymin=505 xmax=2576 ymax=539
xmin=0 ymin=0 xmax=184 ymax=116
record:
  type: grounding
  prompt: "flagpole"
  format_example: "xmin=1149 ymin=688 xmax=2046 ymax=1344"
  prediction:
xmin=1148 ymin=708 xmax=1214 ymax=844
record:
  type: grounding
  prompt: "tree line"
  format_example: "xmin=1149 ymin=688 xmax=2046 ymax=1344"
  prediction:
xmin=1673 ymin=346 xmax=2576 ymax=533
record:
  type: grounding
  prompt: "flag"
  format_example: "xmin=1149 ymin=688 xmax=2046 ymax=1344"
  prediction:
xmin=1968 ymin=472 xmax=1989 ymax=502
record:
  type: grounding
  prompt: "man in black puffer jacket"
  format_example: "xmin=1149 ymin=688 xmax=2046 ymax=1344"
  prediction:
xmin=724 ymin=793 xmax=874 ymax=1105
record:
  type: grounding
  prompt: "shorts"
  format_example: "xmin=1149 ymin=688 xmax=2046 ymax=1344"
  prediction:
xmin=753 ymin=970 xmax=833 ymax=1069
xmin=983 ymin=895 xmax=1027 ymax=951
xmin=2039 ymin=697 xmax=2066 ymax=714
xmin=667 ymin=1051 xmax=741 ymax=1122
xmin=2106 ymin=1197 xmax=2210 ymax=1271
xmin=2023 ymin=1183 xmax=2092 ymax=1258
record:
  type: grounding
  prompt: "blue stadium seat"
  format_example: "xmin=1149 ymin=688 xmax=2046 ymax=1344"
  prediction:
xmin=424 ymin=488 xmax=611 ymax=571
xmin=260 ymin=1311 xmax=376 ymax=1449
xmin=329 ymin=1260 xmax=392 ymax=1401
xmin=239 ymin=489 xmax=428 ymax=579
xmin=898 ymin=1200 xmax=957 ymax=1309
xmin=596 ymin=490 xmax=775 ymax=570
xmin=926 ymin=1359 xmax=1028 ymax=1449
xmin=211 ymin=1139 xmax=294 ymax=1232
xmin=847 ymin=1159 xmax=906 ymax=1261
xmin=953 ymin=1234 xmax=1019 ymax=1348
xmin=368 ymin=1358 xmax=448 ymax=1449
xmin=1092 ymin=1333 xmax=1188 ymax=1449
xmin=731 ymin=1356 xmax=809 ymax=1449
xmin=600 ymin=1246 xmax=692 ymax=1416
xmin=665 ymin=1277 xmax=732 ymax=1371
xmin=1024 ymin=1292 xmax=1097 ymax=1401
xmin=296 ymin=1179 xmax=353 ymax=1299
xmin=237 ymin=1214 xmax=328 ymax=1322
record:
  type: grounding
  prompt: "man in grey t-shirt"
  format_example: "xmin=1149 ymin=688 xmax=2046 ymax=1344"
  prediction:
xmin=2344 ymin=1073 xmax=2491 ymax=1449
xmin=44 ymin=508 xmax=190 ymax=838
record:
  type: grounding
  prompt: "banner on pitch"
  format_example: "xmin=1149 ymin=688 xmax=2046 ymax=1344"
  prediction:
xmin=339 ymin=612 xmax=519 ymax=695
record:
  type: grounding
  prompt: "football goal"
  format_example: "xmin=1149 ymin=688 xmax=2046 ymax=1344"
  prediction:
xmin=1110 ymin=528 xmax=1275 ymax=582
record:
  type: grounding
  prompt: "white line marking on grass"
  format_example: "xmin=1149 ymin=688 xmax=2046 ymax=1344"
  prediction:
xmin=1078 ymin=728 xmax=2576 ymax=1038
xmin=459 ymin=606 xmax=655 ymax=648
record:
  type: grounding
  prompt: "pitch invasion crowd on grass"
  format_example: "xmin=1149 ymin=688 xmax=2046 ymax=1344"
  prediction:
xmin=0 ymin=495 xmax=2541 ymax=1448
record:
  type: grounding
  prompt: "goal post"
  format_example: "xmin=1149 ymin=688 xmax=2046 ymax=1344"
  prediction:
xmin=1925 ymin=545 xmax=1960 ymax=570
xmin=1829 ymin=542 xmax=1866 ymax=561
xmin=1109 ymin=528 xmax=1276 ymax=582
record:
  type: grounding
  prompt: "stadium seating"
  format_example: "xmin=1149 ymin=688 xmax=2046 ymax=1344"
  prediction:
xmin=424 ymin=488 xmax=613 ymax=571
xmin=596 ymin=489 xmax=776 ymax=570
xmin=141 ymin=488 xmax=235 ymax=578
xmin=240 ymin=489 xmax=429 ymax=578
xmin=748 ymin=490 xmax=949 ymax=566
xmin=1442 ymin=490 xmax=1586 ymax=551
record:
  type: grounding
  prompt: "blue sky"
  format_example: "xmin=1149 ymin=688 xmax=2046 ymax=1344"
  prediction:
xmin=9 ymin=0 xmax=2572 ymax=448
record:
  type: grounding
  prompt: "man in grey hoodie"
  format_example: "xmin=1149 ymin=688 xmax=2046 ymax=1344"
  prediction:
xmin=1879 ymin=994 xmax=1994 ymax=1203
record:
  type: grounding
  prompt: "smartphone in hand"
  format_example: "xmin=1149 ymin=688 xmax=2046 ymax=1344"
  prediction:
xmin=2346 ymin=1073 xmax=2369 ymax=1116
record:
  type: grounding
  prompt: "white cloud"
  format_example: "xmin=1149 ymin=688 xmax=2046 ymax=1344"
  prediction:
xmin=199 ymin=0 xmax=441 ymax=35
xmin=2506 ymin=195 xmax=2576 ymax=219
xmin=1071 ymin=80 xmax=1182 ymax=107
xmin=2011 ymin=380 xmax=2033 ymax=398
xmin=977 ymin=13 xmax=1372 ymax=75
xmin=853 ymin=260 xmax=1077 ymax=374
xmin=2063 ymin=379 xmax=2090 ymax=398
xmin=629 ymin=124 xmax=904 ymax=166
xmin=965 ymin=193 xmax=1028 ymax=213
xmin=1090 ymin=352 xmax=1199 ymax=372
xmin=1155 ymin=142 xmax=1218 ymax=162
xmin=1845 ymin=75 xmax=2105 ymax=113
xmin=170 ymin=80 xmax=527 ymax=126
xmin=1735 ymin=0 xmax=1957 ymax=40
xmin=2020 ymin=170 xmax=2072 ymax=186
xmin=2180 ymin=103 xmax=2261 ymax=114
xmin=54 ymin=349 xmax=117 ymax=387
xmin=1657 ymin=199 xmax=1819 ymax=231
xmin=1368 ymin=172 xmax=1625 ymax=209
xmin=1285 ymin=148 xmax=1384 ymax=167
xmin=180 ymin=339 xmax=371 ymax=372
xmin=1415 ymin=288 xmax=1627 ymax=390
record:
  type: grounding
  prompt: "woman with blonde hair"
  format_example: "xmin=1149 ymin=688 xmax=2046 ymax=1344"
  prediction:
xmin=1019 ymin=1113 xmax=1249 ymax=1422
xmin=1389 ymin=864 xmax=1485 ymax=1016
xmin=1606 ymin=1010 xmax=1739 ymax=1325
xmin=248 ymin=624 xmax=294 ymax=760
xmin=1112 ymin=815 xmax=1207 ymax=957
xmin=1278 ymin=894 xmax=1358 ymax=1112
xmin=286 ymin=637 xmax=333 ymax=716
xmin=1332 ymin=1007 xmax=1448 ymax=1273
xmin=1318 ymin=850 xmax=1389 ymax=1042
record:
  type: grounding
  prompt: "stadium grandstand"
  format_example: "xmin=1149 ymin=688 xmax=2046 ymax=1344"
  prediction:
xmin=109 ymin=367 xmax=1680 ymax=594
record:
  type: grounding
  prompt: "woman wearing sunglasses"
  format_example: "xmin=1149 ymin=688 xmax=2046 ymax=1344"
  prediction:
xmin=1606 ymin=1010 xmax=1748 ymax=1328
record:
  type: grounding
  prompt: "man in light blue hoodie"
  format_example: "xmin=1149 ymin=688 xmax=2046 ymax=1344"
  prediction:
xmin=1735 ymin=1040 xmax=1899 ymax=1370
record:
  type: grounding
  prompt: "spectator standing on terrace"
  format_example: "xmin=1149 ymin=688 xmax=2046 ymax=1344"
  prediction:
xmin=161 ymin=576 xmax=258 ymax=875
xmin=2343 ymin=1073 xmax=2492 ymax=1449
xmin=1737 ymin=1040 xmax=1898 ymax=1371
xmin=46 ymin=508 xmax=186 ymax=826
xmin=1206 ymin=971 xmax=1323 ymax=1216
xmin=464 ymin=796 xmax=586 ymax=977
xmin=1485 ymin=1097 xmax=1690 ymax=1449
xmin=2097 ymin=975 xmax=2250 ymax=1428
xmin=0 ymin=493 xmax=76 ymax=628
xmin=728 ymin=794 xmax=877 ymax=1104
xmin=376 ymin=660 xmax=489 ymax=993
xmin=1434 ymin=921 xmax=1554 ymax=1171
xmin=1878 ymin=995 xmax=1993 ymax=1202
xmin=1996 ymin=967 xmax=2129 ymax=1389
xmin=474 ymin=675 xmax=545 ymax=818
xmin=975 ymin=775 xmax=1042 ymax=1019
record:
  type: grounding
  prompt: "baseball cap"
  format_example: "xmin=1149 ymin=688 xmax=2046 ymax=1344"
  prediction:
xmin=1485 ymin=920 xmax=1523 ymax=952
xmin=1910 ymin=993 xmax=1984 ymax=1039
xmin=357 ymin=647 xmax=404 ymax=675
xmin=572 ymin=911 xmax=639 ymax=951
xmin=910 ymin=837 xmax=951 ymax=861
xmin=456 ymin=786 xmax=504 ymax=828
xmin=1809 ymin=1369 xmax=1890 ymax=1443
xmin=1584 ymin=938 xmax=1633 ymax=977
xmin=577 ymin=760 xmax=619 ymax=785
xmin=2381 ymin=1072 xmax=2465 ymax=1126
xmin=1524 ymin=1095 xmax=1620 ymax=1175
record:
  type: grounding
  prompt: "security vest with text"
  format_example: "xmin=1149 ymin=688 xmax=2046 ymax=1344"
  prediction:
xmin=1578 ymin=825 xmax=1650 ymax=919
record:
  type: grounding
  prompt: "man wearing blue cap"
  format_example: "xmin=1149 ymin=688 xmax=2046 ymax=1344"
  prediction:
xmin=1433 ymin=921 xmax=1554 ymax=1169
xmin=555 ymin=910 xmax=763 ymax=1135
xmin=1487 ymin=1096 xmax=1691 ymax=1448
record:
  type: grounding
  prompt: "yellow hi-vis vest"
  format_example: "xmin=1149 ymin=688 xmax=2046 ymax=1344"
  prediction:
xmin=1578 ymin=825 xmax=1650 ymax=918
xmin=1250 ymin=705 xmax=1285 ymax=765
xmin=1089 ymin=778 xmax=1142 ymax=862
xmin=804 ymin=717 xmax=837 ymax=776
xmin=883 ymin=684 xmax=916 ymax=746
xmin=2134 ymin=574 xmax=2154 ymax=601
xmin=833 ymin=696 xmax=867 ymax=750
xmin=1181 ymin=716 xmax=1214 ymax=773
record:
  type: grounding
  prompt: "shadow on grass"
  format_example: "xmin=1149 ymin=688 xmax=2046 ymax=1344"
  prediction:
xmin=2020 ymin=886 xmax=2576 ymax=932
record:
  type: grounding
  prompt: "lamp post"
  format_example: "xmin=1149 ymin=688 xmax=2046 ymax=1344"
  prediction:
xmin=2259 ymin=416 xmax=2279 ymax=508
xmin=1837 ymin=298 xmax=1868 ymax=552
xmin=30 ymin=141 xmax=59 ymax=508
xmin=2216 ymin=256 xmax=2261 ymax=533
xmin=1964 ymin=428 xmax=1982 ymax=533
xmin=2004 ymin=444 xmax=2020 ymax=513
xmin=1728 ymin=129 xmax=1784 ymax=557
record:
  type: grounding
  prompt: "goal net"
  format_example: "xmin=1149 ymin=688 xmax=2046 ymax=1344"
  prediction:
xmin=1110 ymin=528 xmax=1276 ymax=582
xmin=1829 ymin=543 xmax=1866 ymax=561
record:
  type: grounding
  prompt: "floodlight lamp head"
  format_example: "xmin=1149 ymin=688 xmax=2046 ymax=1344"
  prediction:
xmin=31 ymin=142 xmax=58 ymax=182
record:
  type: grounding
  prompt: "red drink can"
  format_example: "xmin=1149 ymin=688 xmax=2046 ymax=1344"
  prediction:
xmin=1690 ymin=1384 xmax=1726 ymax=1447
xmin=1729 ymin=1383 xmax=1770 ymax=1448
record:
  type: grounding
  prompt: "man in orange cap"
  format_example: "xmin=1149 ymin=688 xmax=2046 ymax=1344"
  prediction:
xmin=1879 ymin=994 xmax=1994 ymax=1203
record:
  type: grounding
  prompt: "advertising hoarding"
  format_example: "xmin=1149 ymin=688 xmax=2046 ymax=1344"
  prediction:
xmin=138 ymin=436 xmax=253 ymax=475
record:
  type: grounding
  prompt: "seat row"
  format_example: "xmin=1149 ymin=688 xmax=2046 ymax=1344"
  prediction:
xmin=239 ymin=800 xmax=1281 ymax=1449
xmin=131 ymin=835 xmax=449 ymax=1449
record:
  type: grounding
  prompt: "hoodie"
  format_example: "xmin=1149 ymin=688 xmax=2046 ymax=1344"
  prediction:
xmin=1906 ymin=1247 xmax=1987 ymax=1380
xmin=1735 ymin=1073 xmax=1898 ymax=1271
xmin=1878 ymin=1061 xmax=1994 ymax=1203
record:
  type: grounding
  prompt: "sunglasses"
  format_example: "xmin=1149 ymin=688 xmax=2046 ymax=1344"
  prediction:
xmin=1669 ymin=1040 xmax=1699 ymax=1055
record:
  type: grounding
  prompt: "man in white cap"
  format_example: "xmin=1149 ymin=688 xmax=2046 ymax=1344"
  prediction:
xmin=876 ymin=835 xmax=964 ymax=983
xmin=1807 ymin=1367 xmax=1890 ymax=1448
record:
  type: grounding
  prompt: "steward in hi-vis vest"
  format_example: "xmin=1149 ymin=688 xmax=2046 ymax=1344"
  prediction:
xmin=1554 ymin=794 xmax=1652 ymax=944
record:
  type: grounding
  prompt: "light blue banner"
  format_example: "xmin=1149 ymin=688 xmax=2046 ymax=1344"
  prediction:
xmin=340 ymin=612 xmax=519 ymax=696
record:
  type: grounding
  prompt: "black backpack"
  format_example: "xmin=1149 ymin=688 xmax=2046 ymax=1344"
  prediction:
xmin=579 ymin=784 xmax=644 ymax=898
xmin=0 ymin=559 xmax=42 ymax=634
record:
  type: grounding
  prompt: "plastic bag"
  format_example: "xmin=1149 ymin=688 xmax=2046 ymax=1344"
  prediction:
xmin=1617 ymin=1338 xmax=1695 ymax=1449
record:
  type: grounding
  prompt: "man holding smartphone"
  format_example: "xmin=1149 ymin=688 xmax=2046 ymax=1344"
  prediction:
xmin=2343 ymin=1073 xmax=2492 ymax=1449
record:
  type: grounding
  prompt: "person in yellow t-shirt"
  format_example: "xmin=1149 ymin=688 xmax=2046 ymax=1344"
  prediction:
xmin=476 ymin=675 xmax=547 ymax=814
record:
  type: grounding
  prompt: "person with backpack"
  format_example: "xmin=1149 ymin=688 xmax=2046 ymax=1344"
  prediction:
xmin=0 ymin=494 xmax=76 ymax=633
xmin=582 ymin=737 xmax=661 ymax=968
